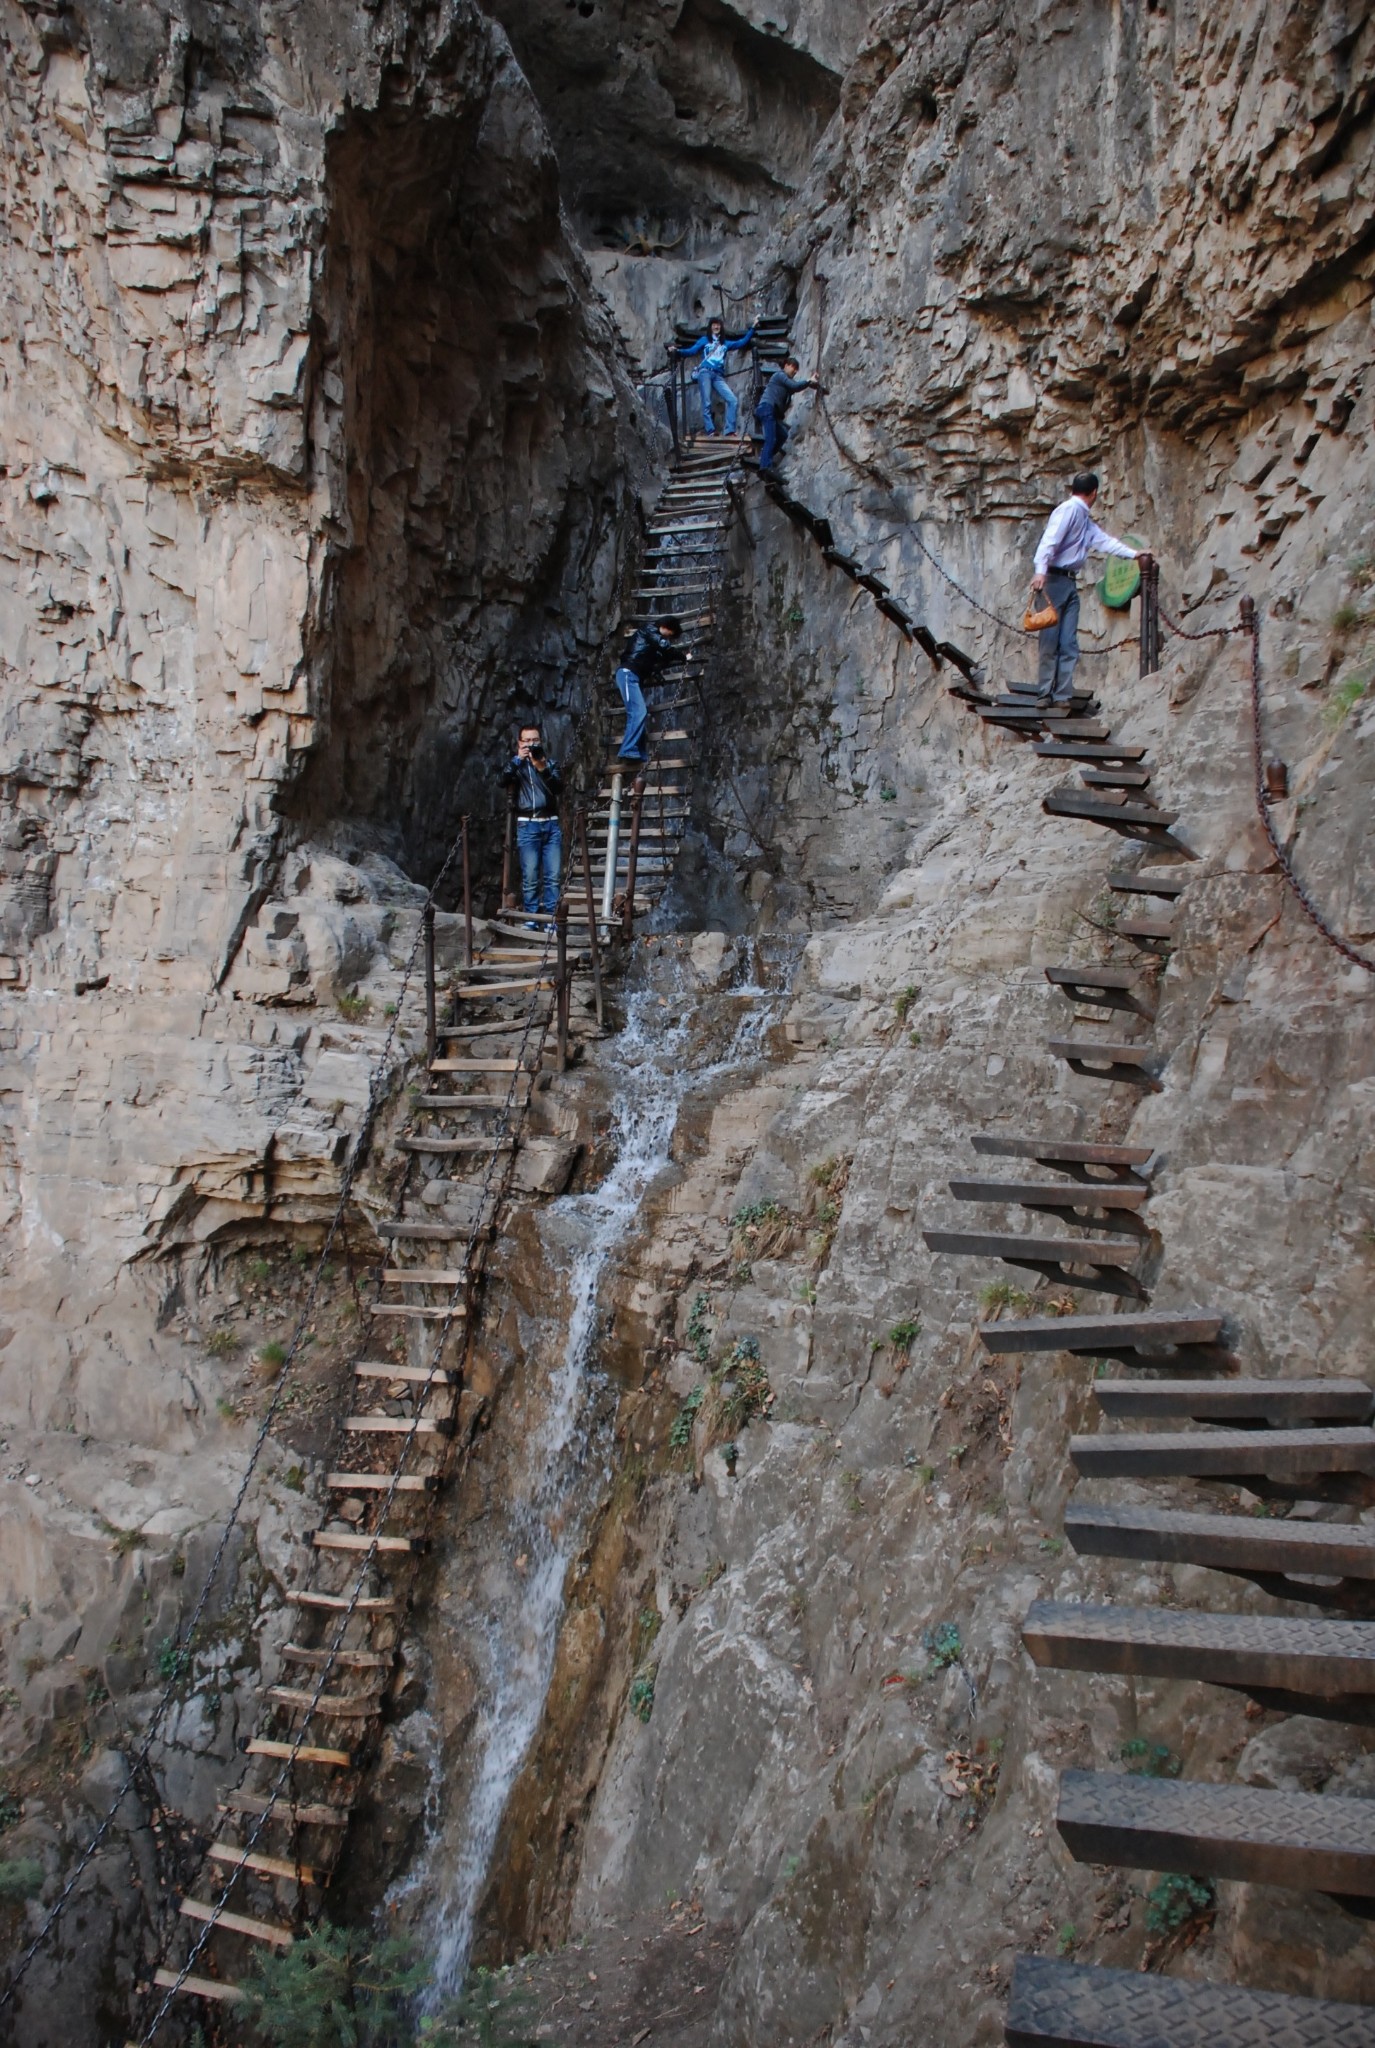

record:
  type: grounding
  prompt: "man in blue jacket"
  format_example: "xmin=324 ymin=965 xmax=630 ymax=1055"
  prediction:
xmin=614 ymin=617 xmax=683 ymax=764
xmin=503 ymin=724 xmax=564 ymax=918
xmin=755 ymin=356 xmax=817 ymax=475
xmin=677 ymin=317 xmax=755 ymax=437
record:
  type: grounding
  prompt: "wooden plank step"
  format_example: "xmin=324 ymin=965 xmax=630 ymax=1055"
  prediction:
xmin=1006 ymin=1952 xmax=1375 ymax=2047
xmin=180 ymin=1898 xmax=293 ymax=1945
xmin=153 ymin=1967 xmax=244 ymax=2003
xmin=1109 ymin=869 xmax=1187 ymax=897
xmin=377 ymin=1221 xmax=468 ymax=1242
xmin=977 ymin=1308 xmax=1223 ymax=1355
xmin=311 ymin=1531 xmax=420 ymax=1555
xmin=218 ymin=1792 xmax=347 ymax=1827
xmin=1045 ymin=788 xmax=1193 ymax=856
xmin=355 ymin=1359 xmax=458 ymax=1383
xmin=283 ymin=1592 xmax=393 ymax=1613
xmin=380 ymin=1268 xmax=468 ymax=1286
xmin=1047 ymin=1038 xmax=1162 ymax=1088
xmin=454 ymin=980 xmax=554 ymax=997
xmin=1021 ymin=1601 xmax=1375 ymax=1716
xmin=266 ymin=1683 xmax=384 ymax=1715
xmin=413 ymin=1093 xmax=510 ymax=1111
xmin=1118 ymin=914 xmax=1176 ymax=942
xmin=1070 ymin=1424 xmax=1375 ymax=1483
xmin=1035 ymin=741 xmax=1148 ymax=762
xmin=947 ymin=1178 xmax=1147 ymax=1236
xmin=436 ymin=1021 xmax=546 ymax=1042
xmin=326 ymin=1472 xmax=435 ymax=1493
xmin=1093 ymin=1378 xmax=1373 ymax=1424
xmin=1045 ymin=966 xmax=1155 ymax=1019
xmin=370 ymin=1300 xmax=475 ymax=1321
xmin=969 ymin=1134 xmax=1153 ymax=1181
xmin=283 ymin=1644 xmax=392 ymax=1669
xmin=429 ymin=1059 xmax=531 ymax=1074
xmin=243 ymin=1741 xmax=347 ymax=1771
xmin=1057 ymin=1767 xmax=1375 ymax=1897
xmin=1064 ymin=1499 xmax=1375 ymax=1607
xmin=344 ymin=1414 xmax=453 ymax=1435
xmin=922 ymin=1230 xmax=1145 ymax=1298
xmin=207 ymin=1840 xmax=317 ymax=1885
xmin=398 ymin=1134 xmax=514 ymax=1157
xmin=1081 ymin=766 xmax=1152 ymax=789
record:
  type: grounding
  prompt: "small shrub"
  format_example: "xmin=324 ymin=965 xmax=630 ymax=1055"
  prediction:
xmin=887 ymin=1317 xmax=920 ymax=1354
xmin=257 ymin=1339 xmax=287 ymax=1374
xmin=204 ymin=1328 xmax=240 ymax=1359
xmin=432 ymin=1964 xmax=539 ymax=2047
xmin=979 ymin=1280 xmax=1034 ymax=1314
xmin=100 ymin=1519 xmax=144 ymax=1557
xmin=246 ymin=1256 xmax=271 ymax=1285
xmin=893 ymin=985 xmax=919 ymax=1024
xmin=0 ymin=1859 xmax=43 ymax=1903
xmin=1331 ymin=601 xmax=1366 ymax=635
xmin=685 ymin=1293 xmax=712 ymax=1365
xmin=628 ymin=1671 xmax=656 ymax=1723
xmin=780 ymin=1852 xmax=801 ymax=1880
xmin=1145 ymin=1871 xmax=1214 ymax=1935
xmin=1325 ymin=672 xmax=1368 ymax=727
xmin=337 ymin=990 xmax=371 ymax=1022
xmin=1056 ymin=1922 xmax=1076 ymax=1957
xmin=669 ymin=1386 xmax=704 ymax=1451
xmin=0 ymin=1789 xmax=19 ymax=1831
xmin=731 ymin=1200 xmax=796 ymax=1262
xmin=1120 ymin=1737 xmax=1181 ymax=1779
xmin=216 ymin=1397 xmax=239 ymax=1422
xmin=878 ymin=783 xmax=898 ymax=802
xmin=922 ymin=1621 xmax=963 ymax=1677
xmin=284 ymin=1465 xmax=306 ymax=1495
xmin=635 ymin=1607 xmax=662 ymax=1657
xmin=170 ymin=1551 xmax=186 ymax=1578
xmin=84 ymin=1673 xmax=109 ymax=1708
xmin=0 ymin=1690 xmax=17 ymax=1713
xmin=714 ymin=1337 xmax=774 ymax=1437
xmin=290 ymin=1244 xmax=312 ymax=1268
xmin=156 ymin=1638 xmax=189 ymax=1683
xmin=240 ymin=1922 xmax=429 ymax=2048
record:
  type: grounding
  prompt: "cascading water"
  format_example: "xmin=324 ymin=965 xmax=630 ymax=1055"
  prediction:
xmin=420 ymin=942 xmax=792 ymax=1990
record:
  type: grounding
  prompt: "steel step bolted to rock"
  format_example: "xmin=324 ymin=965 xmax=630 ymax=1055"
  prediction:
xmin=1006 ymin=1953 xmax=1375 ymax=2046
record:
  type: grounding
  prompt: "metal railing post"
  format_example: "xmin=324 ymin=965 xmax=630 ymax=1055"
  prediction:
xmin=461 ymin=816 xmax=473 ymax=970
xmin=555 ymin=898 xmax=569 ymax=1074
xmin=501 ymin=791 xmax=518 ymax=912
xmin=1139 ymin=554 xmax=1160 ymax=679
xmin=601 ymin=771 xmax=623 ymax=924
xmin=575 ymin=806 xmax=603 ymax=1029
xmin=622 ymin=772 xmax=647 ymax=942
xmin=423 ymin=901 xmax=437 ymax=1066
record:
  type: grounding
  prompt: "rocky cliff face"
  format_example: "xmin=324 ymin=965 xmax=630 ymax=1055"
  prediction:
xmin=3 ymin=0 xmax=1375 ymax=2042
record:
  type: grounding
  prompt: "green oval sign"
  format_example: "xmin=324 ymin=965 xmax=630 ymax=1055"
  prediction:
xmin=1099 ymin=539 xmax=1145 ymax=611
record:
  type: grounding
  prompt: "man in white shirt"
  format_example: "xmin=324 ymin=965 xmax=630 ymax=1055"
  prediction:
xmin=1031 ymin=472 xmax=1149 ymax=702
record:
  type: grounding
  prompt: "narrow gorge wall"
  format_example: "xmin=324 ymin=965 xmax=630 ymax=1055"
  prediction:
xmin=3 ymin=0 xmax=1375 ymax=2043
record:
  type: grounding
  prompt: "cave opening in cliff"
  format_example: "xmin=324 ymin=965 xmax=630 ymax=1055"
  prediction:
xmin=285 ymin=94 xmax=626 ymax=892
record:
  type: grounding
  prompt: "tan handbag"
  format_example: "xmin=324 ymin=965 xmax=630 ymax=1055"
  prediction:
xmin=1023 ymin=590 xmax=1059 ymax=632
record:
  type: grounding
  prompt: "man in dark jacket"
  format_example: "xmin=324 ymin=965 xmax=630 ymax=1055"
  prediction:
xmin=614 ymin=617 xmax=683 ymax=764
xmin=755 ymin=355 xmax=816 ymax=475
xmin=502 ymin=723 xmax=564 ymax=918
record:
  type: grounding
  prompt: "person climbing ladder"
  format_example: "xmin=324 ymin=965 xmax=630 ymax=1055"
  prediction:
xmin=1031 ymin=473 xmax=1150 ymax=703
xmin=613 ymin=616 xmax=683 ymax=764
xmin=675 ymin=316 xmax=755 ymax=437
xmin=755 ymin=355 xmax=817 ymax=476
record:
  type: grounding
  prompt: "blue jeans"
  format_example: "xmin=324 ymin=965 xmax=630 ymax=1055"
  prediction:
xmin=696 ymin=366 xmax=737 ymax=435
xmin=756 ymin=405 xmax=788 ymax=472
xmin=517 ymin=818 xmax=562 ymax=916
xmin=1037 ymin=570 xmax=1081 ymax=701
xmin=614 ymin=666 xmax=648 ymax=761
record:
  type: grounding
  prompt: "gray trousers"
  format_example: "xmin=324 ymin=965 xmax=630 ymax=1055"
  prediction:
xmin=1037 ymin=570 xmax=1081 ymax=701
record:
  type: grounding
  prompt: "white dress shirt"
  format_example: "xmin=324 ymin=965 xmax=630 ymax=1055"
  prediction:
xmin=1034 ymin=496 xmax=1139 ymax=576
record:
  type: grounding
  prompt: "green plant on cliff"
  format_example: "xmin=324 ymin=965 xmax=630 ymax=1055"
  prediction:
xmin=893 ymin=984 xmax=919 ymax=1024
xmin=714 ymin=1336 xmax=774 ymax=1437
xmin=887 ymin=1317 xmax=921 ymax=1357
xmin=1145 ymin=1871 xmax=1214 ymax=1936
xmin=1325 ymin=670 xmax=1369 ymax=727
xmin=629 ymin=1670 xmax=657 ymax=1723
xmin=922 ymin=1622 xmax=964 ymax=1678
xmin=241 ymin=1921 xmax=429 ymax=2046
xmin=1121 ymin=1738 xmax=1182 ymax=1779
xmin=337 ymin=989 xmax=371 ymax=1022
xmin=0 ymin=1858 xmax=42 ymax=1903
xmin=685 ymin=1292 xmax=712 ymax=1364
xmin=731 ymin=1200 xmax=796 ymax=1262
xmin=669 ymin=1385 xmax=704 ymax=1452
xmin=428 ymin=1966 xmax=539 ymax=2048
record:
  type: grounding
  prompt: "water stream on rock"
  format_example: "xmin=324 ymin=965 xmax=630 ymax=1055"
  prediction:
xmin=422 ymin=942 xmax=793 ymax=1989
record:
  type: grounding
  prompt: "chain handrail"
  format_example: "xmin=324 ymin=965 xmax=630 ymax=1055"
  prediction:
xmin=1243 ymin=597 xmax=1375 ymax=975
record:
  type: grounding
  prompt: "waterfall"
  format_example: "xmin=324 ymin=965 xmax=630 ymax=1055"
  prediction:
xmin=421 ymin=944 xmax=789 ymax=1989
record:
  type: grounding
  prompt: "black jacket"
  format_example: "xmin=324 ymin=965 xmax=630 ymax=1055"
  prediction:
xmin=620 ymin=626 xmax=682 ymax=683
xmin=503 ymin=753 xmax=563 ymax=816
xmin=758 ymin=367 xmax=811 ymax=415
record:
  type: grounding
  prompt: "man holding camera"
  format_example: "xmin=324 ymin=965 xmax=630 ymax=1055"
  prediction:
xmin=503 ymin=723 xmax=564 ymax=919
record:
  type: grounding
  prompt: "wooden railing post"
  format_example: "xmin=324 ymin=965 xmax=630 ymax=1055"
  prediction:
xmin=575 ymin=806 xmax=603 ymax=1030
xmin=461 ymin=816 xmax=473 ymax=970
xmin=1139 ymin=554 xmax=1160 ymax=679
xmin=423 ymin=901 xmax=437 ymax=1066
xmin=501 ymin=790 xmax=518 ymax=913
xmin=622 ymin=773 xmax=647 ymax=942
xmin=555 ymin=898 xmax=569 ymax=1074
xmin=601 ymin=771 xmax=623 ymax=924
